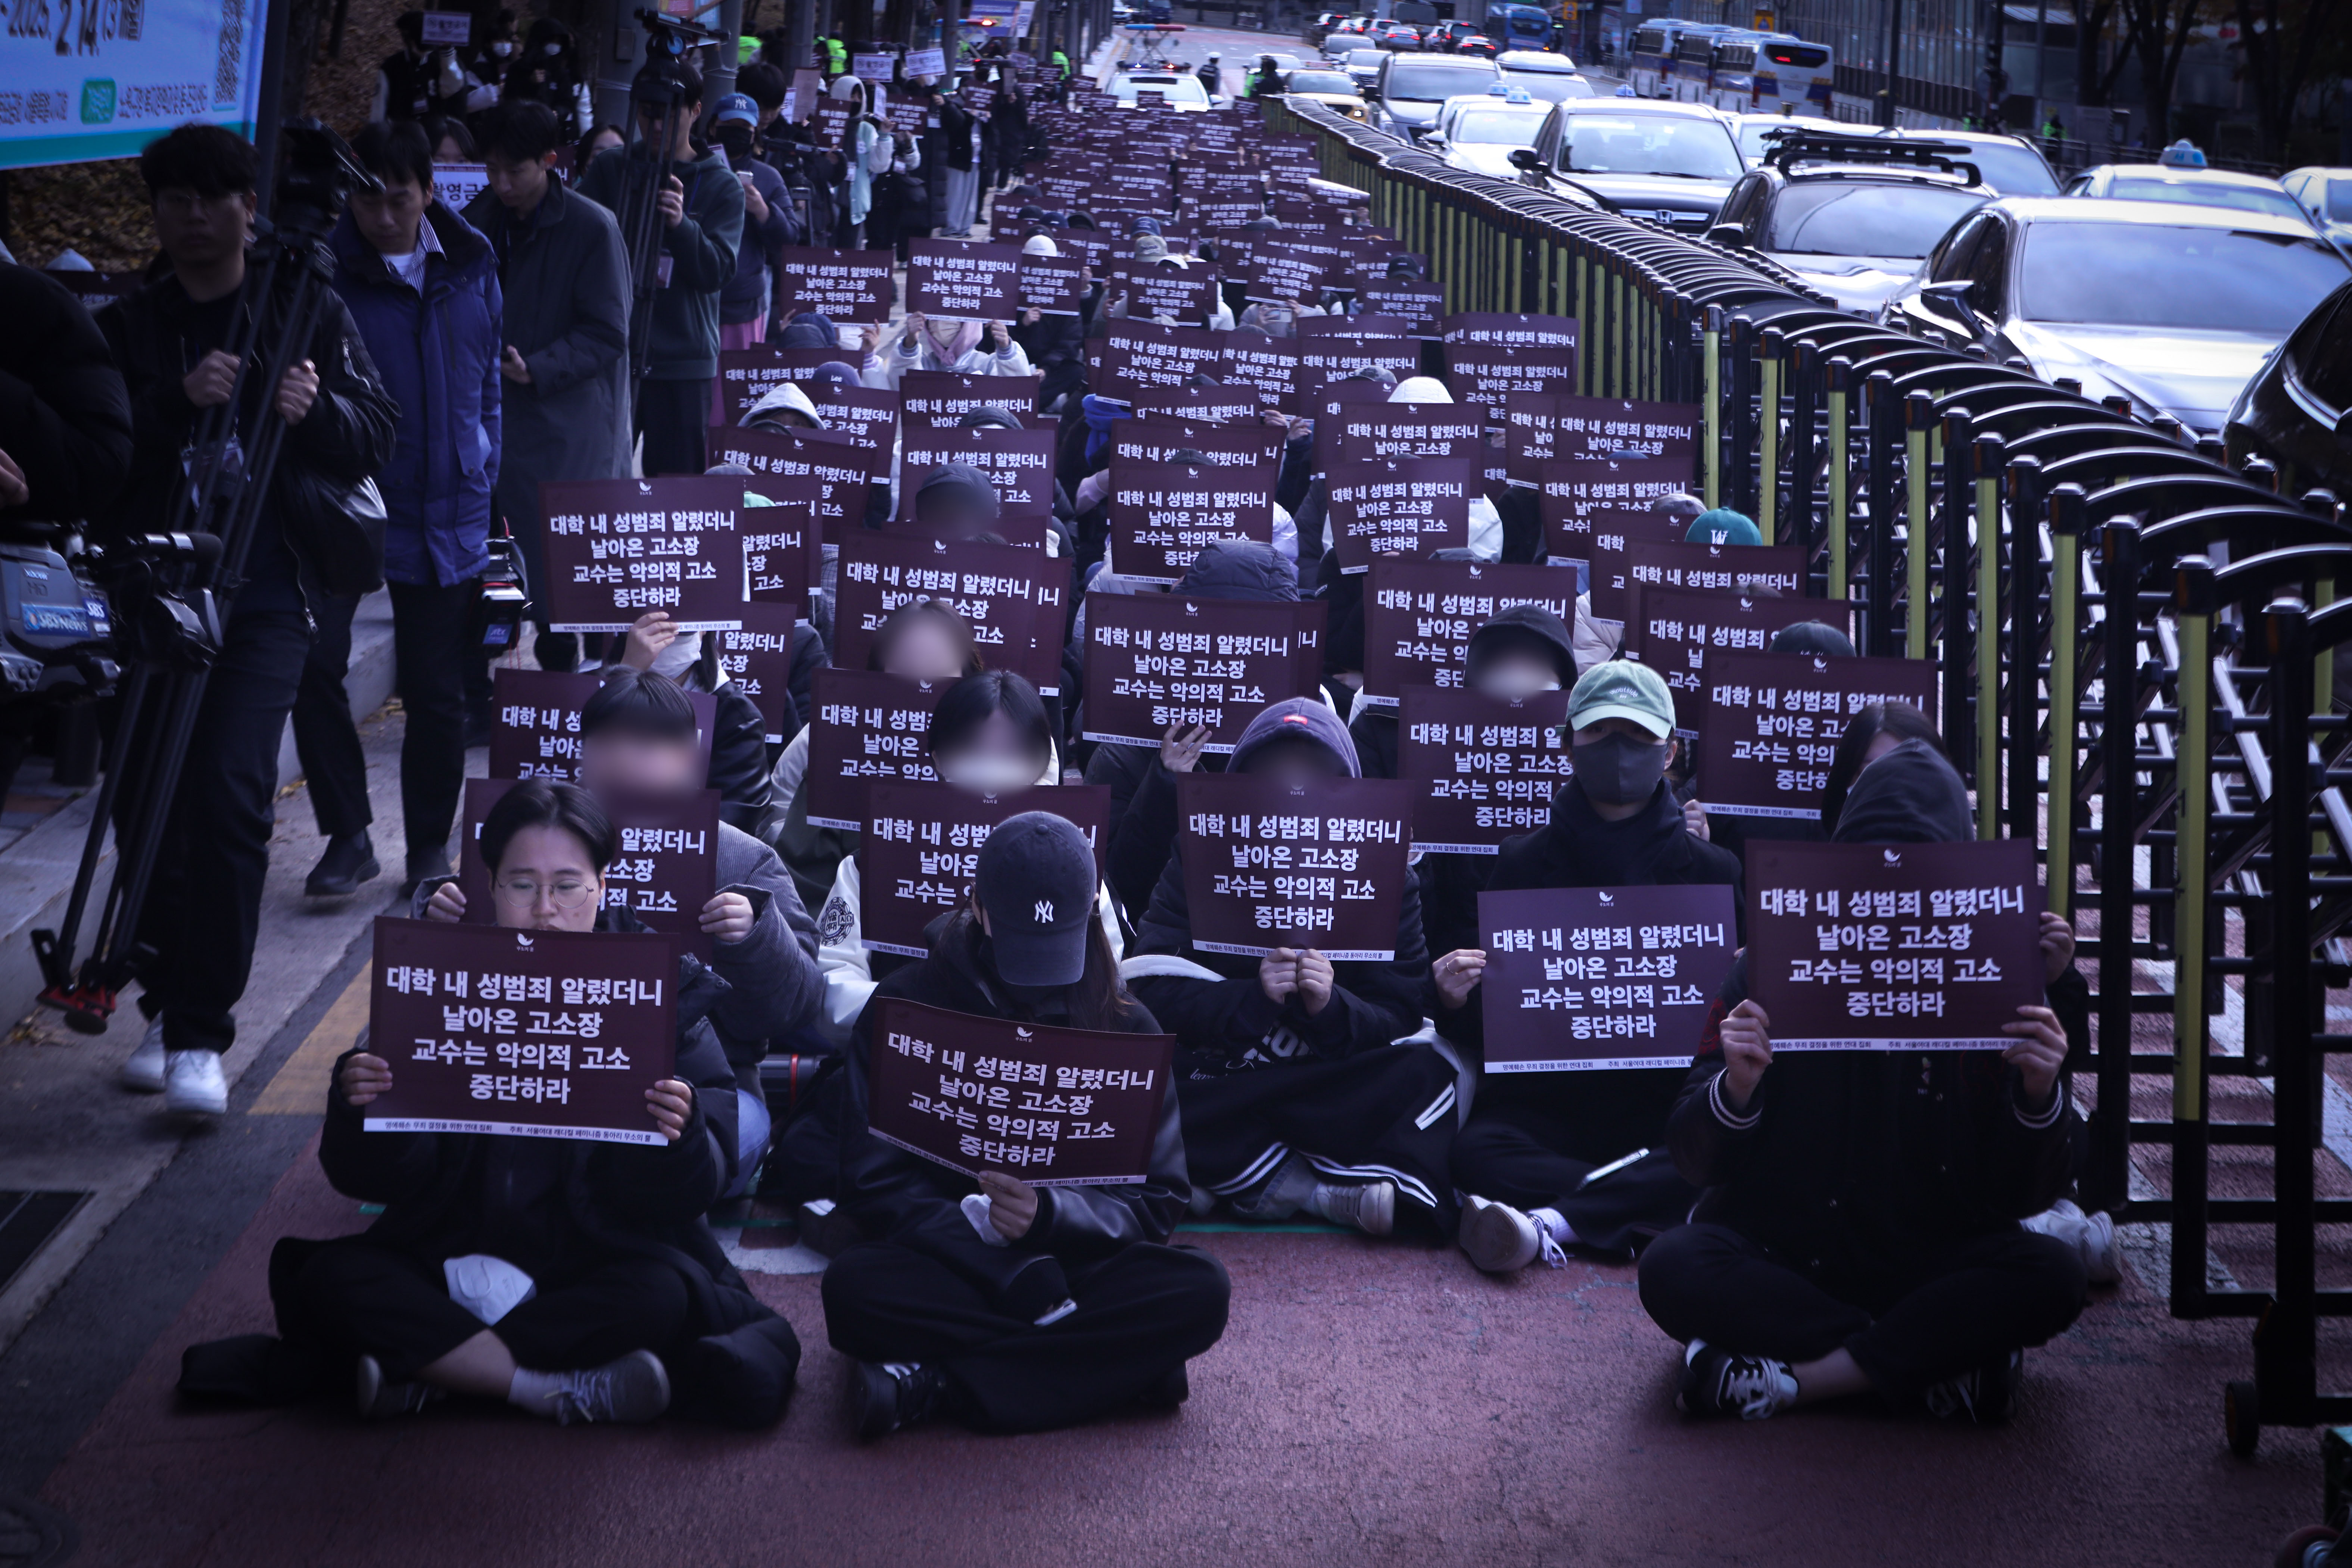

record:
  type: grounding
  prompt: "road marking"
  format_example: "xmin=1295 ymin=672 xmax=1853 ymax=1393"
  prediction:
xmin=249 ymin=964 xmax=370 ymax=1115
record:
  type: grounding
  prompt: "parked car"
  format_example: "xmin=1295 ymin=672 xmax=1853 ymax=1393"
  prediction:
xmin=2282 ymin=167 xmax=2352 ymax=248
xmin=1110 ymin=71 xmax=1214 ymax=112
xmin=1873 ymin=128 xmax=2060 ymax=195
xmin=1496 ymin=48 xmax=1595 ymax=103
xmin=2065 ymin=163 xmax=2315 ymax=229
xmin=1882 ymin=199 xmax=2352 ymax=437
xmin=2227 ymin=277 xmax=2352 ymax=496
xmin=1284 ymin=68 xmax=1370 ymax=121
xmin=1508 ymin=96 xmax=1745 ymax=236
xmin=1372 ymin=50 xmax=1502 ymax=139
xmin=1426 ymin=87 xmax=1553 ymax=178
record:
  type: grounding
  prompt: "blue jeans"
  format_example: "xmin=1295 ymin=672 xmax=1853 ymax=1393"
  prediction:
xmin=728 ymin=1086 xmax=773 ymax=1199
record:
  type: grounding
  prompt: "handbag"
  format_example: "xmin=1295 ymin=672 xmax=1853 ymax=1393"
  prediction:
xmin=275 ymin=465 xmax=387 ymax=597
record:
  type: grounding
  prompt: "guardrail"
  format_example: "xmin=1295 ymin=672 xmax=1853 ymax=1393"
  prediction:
xmin=1266 ymin=93 xmax=2352 ymax=1453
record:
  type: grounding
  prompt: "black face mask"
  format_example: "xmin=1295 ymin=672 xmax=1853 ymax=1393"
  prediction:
xmin=717 ymin=124 xmax=754 ymax=161
xmin=1573 ymin=733 xmax=1669 ymax=807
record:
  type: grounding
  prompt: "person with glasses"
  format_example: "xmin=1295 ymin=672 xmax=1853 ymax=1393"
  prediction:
xmin=229 ymin=780 xmax=802 ymax=1428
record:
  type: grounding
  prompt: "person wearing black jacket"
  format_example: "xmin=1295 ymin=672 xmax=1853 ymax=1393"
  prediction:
xmin=825 ymin=811 xmax=1230 ymax=1438
xmin=1437 ymin=659 xmax=1734 ymax=1273
xmin=1637 ymin=741 xmax=2090 ymax=1424
xmin=1127 ymin=698 xmax=1455 ymax=1237
xmin=102 ymin=125 xmax=399 ymax=1116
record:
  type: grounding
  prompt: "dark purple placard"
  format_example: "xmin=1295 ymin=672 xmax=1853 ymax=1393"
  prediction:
xmin=1091 ymin=319 xmax=1233 ymax=403
xmin=1627 ymin=586 xmax=1857 ymax=734
xmin=867 ymin=997 xmax=1176 ymax=1185
xmin=1106 ymin=262 xmax=1220 ymax=327
xmin=1174 ymin=773 xmax=1416 ymax=961
xmin=1295 ymin=335 xmax=1420 ymax=395
xmin=907 ymin=238 xmax=1025 ymax=320
xmin=709 ymin=424 xmax=870 ymax=558
xmin=1326 ymin=406 xmax=1486 ymax=465
xmin=775 ymin=247 xmax=896 ymax=324
xmin=899 ymin=369 xmax=1046 ymax=429
xmin=834 ymin=533 xmax=1069 ymax=697
xmin=860 ymin=780 xmax=1111 ymax=956
xmin=1360 ymin=558 xmax=1583 ymax=703
xmin=1443 ymin=342 xmax=1583 ymax=422
xmin=1325 ymin=456 xmax=1477 ymax=576
xmin=1477 ymin=885 xmax=1740 ymax=1072
xmin=539 ymin=475 xmax=747 ymax=633
xmin=1538 ymin=455 xmax=1698 ymax=610
xmin=1295 ymin=312 xmax=1412 ymax=340
xmin=803 ymin=668 xmax=950 ymax=831
xmin=1503 ymin=393 xmax=1703 ymax=488
xmin=1441 ymin=312 xmax=1580 ymax=353
xmin=1080 ymin=594 xmax=1328 ymax=751
xmin=1127 ymin=384 xmax=1266 ymax=424
xmin=716 ymin=602 xmax=803 ymax=746
xmin=717 ymin=345 xmax=850 ymax=424
xmin=1113 ymin=417 xmax=1283 ymax=469
xmin=486 ymin=668 xmax=715 ymax=783
xmin=1310 ymin=378 xmax=1407 ymax=473
xmin=1398 ymin=685 xmax=1573 ymax=852
xmin=1746 ymin=839 xmax=2045 ymax=1049
xmin=1338 ymin=277 xmax=1446 ymax=339
xmin=1625 ymin=540 xmax=1805 ymax=620
xmin=367 ymin=917 xmax=676 ymax=1144
xmin=1697 ymin=652 xmax=1942 ymax=820
xmin=807 ymin=382 xmax=902 ymax=484
xmin=1105 ymin=459 xmax=1276 ymax=583
xmin=898 ymin=424 xmax=1058 ymax=520
xmin=1016 ymin=252 xmax=1088 ymax=315
xmin=1216 ymin=328 xmax=1303 ymax=411
xmin=457 ymin=778 xmax=720 ymax=961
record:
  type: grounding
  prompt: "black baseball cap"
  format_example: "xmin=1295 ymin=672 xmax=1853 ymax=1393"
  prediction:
xmin=975 ymin=811 xmax=1096 ymax=987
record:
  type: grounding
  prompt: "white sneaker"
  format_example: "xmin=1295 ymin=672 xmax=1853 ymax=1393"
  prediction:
xmin=120 ymin=1016 xmax=167 ymax=1093
xmin=1308 ymin=1179 xmax=1395 ymax=1236
xmin=2022 ymin=1198 xmax=2123 ymax=1286
xmin=162 ymin=1048 xmax=228 ymax=1116
xmin=1459 ymin=1196 xmax=1554 ymax=1273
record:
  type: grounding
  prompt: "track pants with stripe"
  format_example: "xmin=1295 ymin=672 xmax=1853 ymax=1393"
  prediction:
xmin=1450 ymin=1066 xmax=1697 ymax=1254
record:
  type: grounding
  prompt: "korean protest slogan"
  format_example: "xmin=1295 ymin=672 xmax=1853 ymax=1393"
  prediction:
xmin=539 ymin=474 xmax=746 ymax=633
xmin=1174 ymin=774 xmax=1416 ymax=961
xmin=458 ymin=779 xmax=721 ymax=962
xmin=1477 ymin=884 xmax=1739 ymax=1072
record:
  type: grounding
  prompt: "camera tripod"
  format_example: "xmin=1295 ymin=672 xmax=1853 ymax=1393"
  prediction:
xmin=615 ymin=8 xmax=725 ymax=384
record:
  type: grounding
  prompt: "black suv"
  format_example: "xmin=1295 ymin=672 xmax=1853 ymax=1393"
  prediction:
xmin=1508 ymin=97 xmax=1744 ymax=237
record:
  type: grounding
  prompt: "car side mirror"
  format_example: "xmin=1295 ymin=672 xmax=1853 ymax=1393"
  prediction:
xmin=1705 ymin=222 xmax=1747 ymax=248
xmin=1922 ymin=278 xmax=1990 ymax=339
xmin=1508 ymin=147 xmax=1542 ymax=170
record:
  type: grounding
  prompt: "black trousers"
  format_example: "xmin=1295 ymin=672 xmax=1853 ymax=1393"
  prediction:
xmin=637 ymin=376 xmax=713 ymax=478
xmin=130 ymin=607 xmax=311 ymax=1055
xmin=1450 ymin=1084 xmax=1697 ymax=1254
xmin=1636 ymin=1221 xmax=2089 ymax=1402
xmin=386 ymin=579 xmax=475 ymax=866
xmin=291 ymin=591 xmax=373 ymax=839
xmin=277 ymin=1237 xmax=691 ymax=1381
xmin=1178 ymin=1044 xmax=1459 ymax=1222
xmin=821 ymin=1240 xmax=1230 ymax=1433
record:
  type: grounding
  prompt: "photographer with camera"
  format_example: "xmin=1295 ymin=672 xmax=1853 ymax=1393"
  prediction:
xmin=97 ymin=125 xmax=398 ymax=1114
xmin=578 ymin=59 xmax=744 ymax=478
xmin=288 ymin=119 xmax=502 ymax=902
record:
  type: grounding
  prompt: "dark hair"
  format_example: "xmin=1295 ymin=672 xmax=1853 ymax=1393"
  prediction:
xmin=738 ymin=61 xmax=789 ymax=112
xmin=481 ymin=779 xmax=616 ymax=879
xmin=958 ymin=904 xmax=1136 ymax=1030
xmin=925 ymin=670 xmax=1051 ymax=770
xmin=477 ymin=97 xmax=563 ymax=162
xmin=1821 ymin=701 xmax=1946 ymax=832
xmin=579 ymin=123 xmax=626 ymax=165
xmin=633 ymin=60 xmax=703 ymax=107
xmin=138 ymin=124 xmax=258 ymax=199
xmin=350 ymin=119 xmax=436 ymax=194
xmin=394 ymin=8 xmax=425 ymax=44
xmin=421 ymin=114 xmax=475 ymax=159
xmin=869 ymin=600 xmax=983 ymax=676
xmin=580 ymin=666 xmax=699 ymax=744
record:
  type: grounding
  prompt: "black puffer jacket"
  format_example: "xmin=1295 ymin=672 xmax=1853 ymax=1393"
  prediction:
xmin=1665 ymin=742 xmax=2085 ymax=1286
xmin=0 ymin=263 xmax=131 ymax=528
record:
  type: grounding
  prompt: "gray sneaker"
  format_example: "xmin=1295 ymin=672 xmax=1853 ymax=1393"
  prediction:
xmin=1459 ymin=1196 xmax=1566 ymax=1273
xmin=531 ymin=1349 xmax=672 ymax=1427
xmin=120 ymin=1016 xmax=166 ymax=1093
xmin=1308 ymin=1179 xmax=1395 ymax=1236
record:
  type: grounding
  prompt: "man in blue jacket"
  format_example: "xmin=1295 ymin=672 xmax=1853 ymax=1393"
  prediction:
xmin=299 ymin=118 xmax=502 ymax=896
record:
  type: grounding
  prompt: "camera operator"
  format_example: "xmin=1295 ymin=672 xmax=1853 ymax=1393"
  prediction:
xmin=97 ymin=125 xmax=398 ymax=1115
xmin=577 ymin=60 xmax=745 ymax=478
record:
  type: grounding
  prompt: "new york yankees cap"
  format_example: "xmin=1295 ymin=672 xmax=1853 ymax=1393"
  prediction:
xmin=975 ymin=810 xmax=1097 ymax=988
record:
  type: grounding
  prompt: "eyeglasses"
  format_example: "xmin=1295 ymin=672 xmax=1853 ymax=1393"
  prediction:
xmin=493 ymin=876 xmax=599 ymax=911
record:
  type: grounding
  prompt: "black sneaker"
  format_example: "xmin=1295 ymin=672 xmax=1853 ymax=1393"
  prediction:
xmin=1136 ymin=1363 xmax=1190 ymax=1410
xmin=355 ymin=1354 xmax=443 ymax=1419
xmin=400 ymin=846 xmax=454 ymax=900
xmin=1676 ymin=1340 xmax=1798 ymax=1420
xmin=1924 ymin=1350 xmax=2023 ymax=1424
xmin=305 ymin=831 xmax=381 ymax=898
xmin=462 ymin=707 xmax=494 ymax=750
xmin=849 ymin=1360 xmax=947 ymax=1441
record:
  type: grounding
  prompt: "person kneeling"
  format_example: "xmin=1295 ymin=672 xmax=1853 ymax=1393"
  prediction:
xmin=823 ymin=812 xmax=1231 ymax=1440
xmin=1635 ymin=741 xmax=2088 ymax=1424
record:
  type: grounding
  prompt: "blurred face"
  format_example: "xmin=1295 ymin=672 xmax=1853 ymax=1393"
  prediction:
xmin=586 ymin=127 xmax=626 ymax=159
xmin=1474 ymin=649 xmax=1563 ymax=702
xmin=934 ymin=711 xmax=1045 ymax=793
xmin=881 ymin=617 xmax=970 ymax=682
xmin=579 ymin=730 xmax=703 ymax=798
xmin=433 ymin=133 xmax=469 ymax=163
xmin=915 ymin=490 xmax=996 ymax=541
xmin=484 ymin=149 xmax=556 ymax=213
xmin=491 ymin=825 xmax=605 ymax=933
xmin=1240 ymin=734 xmax=1338 ymax=787
xmin=349 ymin=172 xmax=428 ymax=257
xmin=151 ymin=187 xmax=255 ymax=272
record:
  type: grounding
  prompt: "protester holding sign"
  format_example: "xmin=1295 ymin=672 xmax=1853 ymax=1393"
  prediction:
xmin=1426 ymin=661 xmax=1738 ymax=1274
xmin=825 ymin=811 xmax=1229 ymax=1438
xmin=1127 ymin=699 xmax=1454 ymax=1238
xmin=255 ymin=782 xmax=801 ymax=1429
xmin=1636 ymin=741 xmax=2091 ymax=1424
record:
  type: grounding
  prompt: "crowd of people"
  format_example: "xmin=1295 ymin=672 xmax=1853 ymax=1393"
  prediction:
xmin=0 ymin=16 xmax=2117 ymax=1450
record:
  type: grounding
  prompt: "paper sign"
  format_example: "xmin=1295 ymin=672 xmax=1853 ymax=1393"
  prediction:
xmin=1340 ymin=277 xmax=1446 ymax=339
xmin=420 ymin=10 xmax=470 ymax=43
xmin=1476 ymin=885 xmax=1739 ymax=1071
xmin=1327 ymin=407 xmax=1485 ymax=465
xmin=1442 ymin=312 xmax=1580 ymax=352
xmin=1628 ymin=586 xmax=1857 ymax=733
xmin=806 ymin=382 xmax=902 ymax=483
xmin=859 ymin=780 xmax=1110 ymax=956
xmin=1017 ymin=253 xmax=1088 ymax=315
xmin=1625 ymin=539 xmax=1804 ymax=621
xmin=367 ymin=917 xmax=675 ymax=1144
xmin=1696 ymin=652 xmax=1941 ymax=820
xmin=1325 ymin=456 xmax=1477 ymax=576
xmin=710 ymin=425 xmax=870 ymax=558
xmin=538 ymin=475 xmax=746 ymax=633
xmin=1113 ymin=417 xmax=1282 ymax=469
xmin=1216 ymin=328 xmax=1303 ymax=411
xmin=1105 ymin=459 xmax=1275 ymax=583
xmin=1174 ymin=774 xmax=1415 ymax=960
xmin=1504 ymin=394 xmax=1701 ymax=488
xmin=867 ymin=997 xmax=1175 ymax=1185
xmin=1538 ymin=455 xmax=1696 ymax=608
xmin=1107 ymin=262 xmax=1220 ymax=327
xmin=1398 ymin=686 xmax=1573 ymax=852
xmin=900 ymin=424 xmax=1058 ymax=520
xmin=430 ymin=162 xmax=488 ymax=213
xmin=853 ymin=51 xmax=897 ymax=80
xmin=717 ymin=602 xmax=804 ymax=746
xmin=833 ymin=533 xmax=1068 ymax=696
xmin=1091 ymin=320 xmax=1233 ymax=403
xmin=1443 ymin=342 xmax=1583 ymax=422
xmin=717 ymin=345 xmax=850 ymax=424
xmin=1080 ymin=594 xmax=1327 ymax=751
xmin=1745 ymin=839 xmax=2045 ymax=1049
xmin=906 ymin=46 xmax=948 ymax=75
xmin=486 ymin=668 xmax=715 ymax=784
xmin=457 ymin=778 xmax=720 ymax=961
xmin=803 ymin=669 xmax=951 ymax=830
xmin=1297 ymin=335 xmax=1419 ymax=394
xmin=900 ymin=369 xmax=1046 ymax=428
xmin=907 ymin=238 xmax=1025 ymax=320
xmin=1360 ymin=558 xmax=1582 ymax=704
xmin=776 ymin=247 xmax=896 ymax=323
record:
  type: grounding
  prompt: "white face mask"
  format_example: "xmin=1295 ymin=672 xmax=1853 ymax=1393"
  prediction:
xmin=651 ymin=630 xmax=702 ymax=681
xmin=490 ymin=40 xmax=514 ymax=56
xmin=941 ymin=754 xmax=1037 ymax=794
xmin=1481 ymin=668 xmax=1563 ymax=701
xmin=542 ymin=40 xmax=563 ymax=56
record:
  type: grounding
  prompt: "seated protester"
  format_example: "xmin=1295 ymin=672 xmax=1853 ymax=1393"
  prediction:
xmin=248 ymin=781 xmax=798 ymax=1427
xmin=1010 ymin=234 xmax=1087 ymax=415
xmin=1434 ymin=661 xmax=1737 ymax=1274
xmin=1571 ymin=492 xmax=1704 ymax=674
xmin=769 ymin=599 xmax=983 ymax=918
xmin=1636 ymin=739 xmax=2090 ymax=1423
xmin=1126 ymin=699 xmax=1453 ymax=1238
xmin=862 ymin=310 xmax=1033 ymax=391
xmin=815 ymin=668 xmax=1091 ymax=1044
xmin=1289 ymin=366 xmax=1395 ymax=579
xmin=1701 ymin=618 xmax=1855 ymax=867
xmin=604 ymin=609 xmax=777 ymax=835
xmin=957 ymin=404 xmax=1075 ymax=558
xmin=1059 ymin=394 xmax=1134 ymax=568
xmin=824 ymin=811 xmax=1230 ymax=1438
xmin=1105 ymin=233 xmax=1235 ymax=330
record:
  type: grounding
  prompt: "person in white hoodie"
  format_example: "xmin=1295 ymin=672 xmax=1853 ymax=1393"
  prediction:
xmin=832 ymin=74 xmax=898 ymax=248
xmin=1317 ymin=376 xmax=1504 ymax=562
xmin=860 ymin=312 xmax=1035 ymax=390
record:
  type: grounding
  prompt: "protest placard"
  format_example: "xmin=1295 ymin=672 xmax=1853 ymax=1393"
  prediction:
xmin=1696 ymin=652 xmax=1941 ymax=819
xmin=538 ymin=475 xmax=745 ymax=633
xmin=1624 ymin=539 xmax=1804 ymax=619
xmin=716 ymin=602 xmax=804 ymax=746
xmin=834 ymin=533 xmax=1067 ymax=696
xmin=1016 ymin=252 xmax=1088 ymax=315
xmin=716 ymin=345 xmax=847 ymax=424
xmin=805 ymin=382 xmax=901 ymax=483
xmin=1325 ymin=456 xmax=1476 ymax=576
xmin=900 ymin=369 xmax=1046 ymax=428
xmin=858 ymin=780 xmax=1110 ymax=956
xmin=1337 ymin=277 xmax=1446 ymax=338
xmin=1359 ymin=558 xmax=1582 ymax=703
xmin=486 ymin=669 xmax=716 ymax=783
xmin=775 ymin=246 xmax=896 ymax=323
xmin=1398 ymin=686 xmax=1573 ymax=852
xmin=708 ymin=424 xmax=870 ymax=558
xmin=1537 ymin=455 xmax=1696 ymax=607
xmin=457 ymin=778 xmax=720 ymax=960
xmin=803 ymin=669 xmax=952 ymax=830
xmin=1476 ymin=885 xmax=1740 ymax=1071
xmin=899 ymin=424 xmax=1058 ymax=520
xmin=1105 ymin=459 xmax=1276 ymax=583
xmin=1113 ymin=417 xmax=1283 ymax=469
xmin=1629 ymin=587 xmax=1856 ymax=732
xmin=1443 ymin=341 xmax=1583 ymax=421
xmin=1503 ymin=394 xmax=1701 ymax=488
xmin=906 ymin=239 xmax=1025 ymax=319
xmin=1174 ymin=774 xmax=1416 ymax=960
xmin=1081 ymin=595 xmax=1327 ymax=750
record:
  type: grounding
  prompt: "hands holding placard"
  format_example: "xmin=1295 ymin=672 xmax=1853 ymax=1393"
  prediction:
xmin=1259 ymin=948 xmax=1334 ymax=1016
xmin=977 ymin=1170 xmax=1039 ymax=1240
xmin=1433 ymin=948 xmax=1485 ymax=1011
xmin=419 ymin=861 xmax=753 ymax=942
xmin=337 ymin=1052 xmax=697 ymax=1143
xmin=1159 ymin=720 xmax=1211 ymax=773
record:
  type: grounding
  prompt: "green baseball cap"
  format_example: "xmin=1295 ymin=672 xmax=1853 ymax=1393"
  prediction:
xmin=1567 ymin=659 xmax=1676 ymax=740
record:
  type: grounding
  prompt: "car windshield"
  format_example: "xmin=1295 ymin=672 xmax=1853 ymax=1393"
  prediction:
xmin=1737 ymin=119 xmax=1839 ymax=159
xmin=1503 ymin=71 xmax=1594 ymax=102
xmin=1387 ymin=63 xmax=1499 ymax=100
xmin=1931 ymin=139 xmax=2057 ymax=195
xmin=1558 ymin=113 xmax=1742 ymax=179
xmin=1767 ymin=182 xmax=1990 ymax=257
xmin=1347 ymin=49 xmax=1384 ymax=66
xmin=1448 ymin=107 xmax=1546 ymax=143
xmin=2324 ymin=178 xmax=2352 ymax=222
xmin=2020 ymin=222 xmax=2350 ymax=333
xmin=1116 ymin=75 xmax=1209 ymax=104
xmin=2106 ymin=176 xmax=2308 ymax=224
xmin=1290 ymin=71 xmax=1358 ymax=93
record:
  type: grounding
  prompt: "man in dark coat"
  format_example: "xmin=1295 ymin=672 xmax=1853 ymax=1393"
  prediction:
xmin=1637 ymin=740 xmax=2090 ymax=1424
